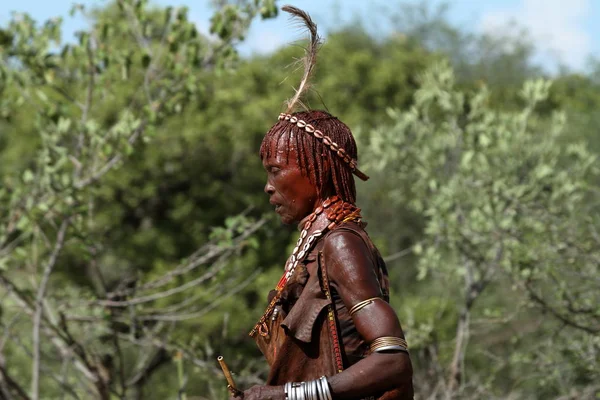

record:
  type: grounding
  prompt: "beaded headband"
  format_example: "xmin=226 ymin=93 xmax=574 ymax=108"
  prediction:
xmin=278 ymin=113 xmax=370 ymax=181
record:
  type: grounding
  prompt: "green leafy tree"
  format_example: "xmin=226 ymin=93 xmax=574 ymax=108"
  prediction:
xmin=363 ymin=61 xmax=599 ymax=398
xmin=2 ymin=1 xmax=598 ymax=398
xmin=1 ymin=10 xmax=440 ymax=396
xmin=0 ymin=1 xmax=276 ymax=398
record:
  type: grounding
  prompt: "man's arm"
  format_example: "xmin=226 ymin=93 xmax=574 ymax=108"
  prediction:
xmin=323 ymin=230 xmax=413 ymax=399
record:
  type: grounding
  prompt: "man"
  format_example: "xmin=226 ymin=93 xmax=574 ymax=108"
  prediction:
xmin=231 ymin=7 xmax=414 ymax=400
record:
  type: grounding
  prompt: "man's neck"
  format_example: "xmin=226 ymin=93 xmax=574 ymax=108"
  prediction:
xmin=297 ymin=213 xmax=313 ymax=231
xmin=297 ymin=195 xmax=337 ymax=231
xmin=297 ymin=196 xmax=328 ymax=231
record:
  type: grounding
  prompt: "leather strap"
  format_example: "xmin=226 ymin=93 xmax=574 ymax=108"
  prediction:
xmin=318 ymin=250 xmax=345 ymax=373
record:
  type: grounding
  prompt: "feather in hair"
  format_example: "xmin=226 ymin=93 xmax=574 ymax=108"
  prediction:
xmin=281 ymin=5 xmax=322 ymax=113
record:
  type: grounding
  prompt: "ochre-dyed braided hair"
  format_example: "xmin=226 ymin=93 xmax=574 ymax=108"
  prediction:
xmin=260 ymin=110 xmax=360 ymax=203
xmin=260 ymin=5 xmax=369 ymax=205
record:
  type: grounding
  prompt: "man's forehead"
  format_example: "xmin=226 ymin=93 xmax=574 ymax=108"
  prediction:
xmin=262 ymin=150 xmax=288 ymax=165
xmin=265 ymin=134 xmax=299 ymax=153
xmin=262 ymin=135 xmax=300 ymax=165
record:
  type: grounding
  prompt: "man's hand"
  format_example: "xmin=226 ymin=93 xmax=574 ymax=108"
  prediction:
xmin=229 ymin=385 xmax=285 ymax=400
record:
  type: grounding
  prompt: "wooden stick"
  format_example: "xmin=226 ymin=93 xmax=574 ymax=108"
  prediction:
xmin=217 ymin=356 xmax=242 ymax=397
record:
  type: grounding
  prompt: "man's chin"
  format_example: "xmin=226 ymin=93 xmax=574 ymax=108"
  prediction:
xmin=279 ymin=215 xmax=295 ymax=225
xmin=276 ymin=211 xmax=297 ymax=225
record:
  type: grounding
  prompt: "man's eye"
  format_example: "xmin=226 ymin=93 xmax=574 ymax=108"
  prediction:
xmin=270 ymin=167 xmax=280 ymax=174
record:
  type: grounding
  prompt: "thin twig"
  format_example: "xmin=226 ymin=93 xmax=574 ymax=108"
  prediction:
xmin=383 ymin=244 xmax=419 ymax=263
xmin=3 ymin=324 xmax=81 ymax=400
xmin=74 ymin=122 xmax=146 ymax=189
xmin=524 ymin=281 xmax=600 ymax=335
xmin=95 ymin=260 xmax=228 ymax=307
xmin=0 ymin=362 xmax=29 ymax=400
xmin=0 ymin=274 xmax=96 ymax=385
xmin=32 ymin=218 xmax=69 ymax=400
xmin=107 ymin=216 xmax=265 ymax=298
xmin=134 ymin=269 xmax=262 ymax=322
xmin=74 ymin=32 xmax=97 ymax=176
xmin=111 ymin=326 xmax=127 ymax=399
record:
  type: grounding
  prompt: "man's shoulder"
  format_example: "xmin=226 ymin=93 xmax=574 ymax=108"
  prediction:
xmin=321 ymin=222 xmax=378 ymax=275
xmin=322 ymin=221 xmax=374 ymax=253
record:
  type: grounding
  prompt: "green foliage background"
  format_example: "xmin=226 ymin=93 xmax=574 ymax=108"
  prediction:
xmin=0 ymin=1 xmax=598 ymax=399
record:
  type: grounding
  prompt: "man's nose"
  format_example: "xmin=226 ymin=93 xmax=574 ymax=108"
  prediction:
xmin=264 ymin=182 xmax=275 ymax=195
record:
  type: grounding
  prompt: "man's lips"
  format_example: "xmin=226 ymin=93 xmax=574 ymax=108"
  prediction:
xmin=269 ymin=199 xmax=282 ymax=212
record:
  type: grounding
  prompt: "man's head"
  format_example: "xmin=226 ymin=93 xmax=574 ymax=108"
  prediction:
xmin=260 ymin=110 xmax=359 ymax=225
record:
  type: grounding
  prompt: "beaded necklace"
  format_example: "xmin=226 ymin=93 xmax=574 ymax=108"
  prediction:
xmin=249 ymin=196 xmax=362 ymax=338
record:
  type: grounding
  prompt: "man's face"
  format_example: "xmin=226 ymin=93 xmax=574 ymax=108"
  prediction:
xmin=262 ymin=136 xmax=320 ymax=225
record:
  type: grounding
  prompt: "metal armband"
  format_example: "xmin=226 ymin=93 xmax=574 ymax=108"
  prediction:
xmin=348 ymin=297 xmax=384 ymax=316
xmin=369 ymin=336 xmax=409 ymax=354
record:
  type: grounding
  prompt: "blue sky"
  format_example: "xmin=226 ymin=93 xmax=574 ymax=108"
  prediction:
xmin=2 ymin=0 xmax=599 ymax=72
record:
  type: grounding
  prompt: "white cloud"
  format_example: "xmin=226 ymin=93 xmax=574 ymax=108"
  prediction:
xmin=479 ymin=0 xmax=591 ymax=70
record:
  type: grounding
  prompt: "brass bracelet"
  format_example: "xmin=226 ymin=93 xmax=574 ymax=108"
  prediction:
xmin=369 ymin=336 xmax=409 ymax=354
xmin=348 ymin=297 xmax=382 ymax=316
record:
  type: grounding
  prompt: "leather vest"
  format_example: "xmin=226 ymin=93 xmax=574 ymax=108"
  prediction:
xmin=253 ymin=221 xmax=412 ymax=399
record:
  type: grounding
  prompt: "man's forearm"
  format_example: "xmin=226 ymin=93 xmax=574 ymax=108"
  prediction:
xmin=327 ymin=352 xmax=413 ymax=399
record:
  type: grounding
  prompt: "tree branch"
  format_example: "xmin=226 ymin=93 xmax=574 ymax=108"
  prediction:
xmin=133 ymin=268 xmax=261 ymax=322
xmin=524 ymin=281 xmax=600 ymax=335
xmin=74 ymin=122 xmax=146 ymax=189
xmin=0 ymin=360 xmax=30 ymax=400
xmin=32 ymin=218 xmax=69 ymax=400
